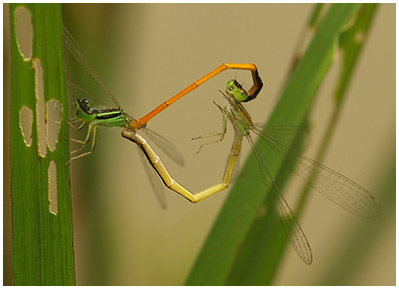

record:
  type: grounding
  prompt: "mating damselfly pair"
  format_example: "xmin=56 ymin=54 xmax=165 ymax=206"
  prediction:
xmin=64 ymin=27 xmax=379 ymax=265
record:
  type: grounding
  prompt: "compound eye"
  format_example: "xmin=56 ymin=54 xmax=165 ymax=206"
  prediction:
xmin=226 ymin=81 xmax=236 ymax=93
xmin=86 ymin=107 xmax=94 ymax=115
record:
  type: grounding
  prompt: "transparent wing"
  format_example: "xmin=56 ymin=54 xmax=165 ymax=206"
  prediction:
xmin=63 ymin=26 xmax=121 ymax=109
xmin=252 ymin=124 xmax=380 ymax=218
xmin=256 ymin=123 xmax=303 ymax=138
xmin=137 ymin=146 xmax=167 ymax=209
xmin=67 ymin=80 xmax=98 ymax=103
xmin=247 ymin=135 xmax=313 ymax=265
xmin=256 ymin=123 xmax=311 ymax=150
xmin=142 ymin=128 xmax=185 ymax=166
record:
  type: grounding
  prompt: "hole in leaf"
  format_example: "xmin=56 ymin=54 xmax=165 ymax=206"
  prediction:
xmin=48 ymin=160 xmax=58 ymax=215
xmin=33 ymin=58 xmax=46 ymax=157
xmin=14 ymin=6 xmax=33 ymax=61
xmin=19 ymin=105 xmax=33 ymax=146
xmin=354 ymin=31 xmax=365 ymax=44
xmin=46 ymin=100 xmax=62 ymax=152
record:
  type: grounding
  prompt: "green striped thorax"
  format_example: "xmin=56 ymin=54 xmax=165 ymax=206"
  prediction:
xmin=75 ymin=98 xmax=131 ymax=128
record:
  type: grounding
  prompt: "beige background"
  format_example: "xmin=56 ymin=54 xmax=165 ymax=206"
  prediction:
xmin=5 ymin=4 xmax=395 ymax=285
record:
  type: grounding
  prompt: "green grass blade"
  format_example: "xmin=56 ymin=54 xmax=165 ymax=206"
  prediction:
xmin=225 ymin=4 xmax=379 ymax=285
xmin=309 ymin=4 xmax=325 ymax=28
xmin=226 ymin=124 xmax=310 ymax=285
xmin=185 ymin=4 xmax=361 ymax=285
xmin=10 ymin=4 xmax=75 ymax=285
xmin=335 ymin=4 xmax=378 ymax=104
xmin=296 ymin=3 xmax=379 ymax=215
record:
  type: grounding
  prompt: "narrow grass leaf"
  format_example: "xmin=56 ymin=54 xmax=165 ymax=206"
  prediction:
xmin=10 ymin=4 xmax=74 ymax=285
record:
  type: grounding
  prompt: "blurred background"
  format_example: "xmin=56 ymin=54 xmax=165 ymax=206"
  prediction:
xmin=4 ymin=4 xmax=395 ymax=285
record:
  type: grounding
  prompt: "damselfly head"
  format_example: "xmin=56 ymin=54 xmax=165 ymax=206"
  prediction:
xmin=226 ymin=79 xmax=249 ymax=102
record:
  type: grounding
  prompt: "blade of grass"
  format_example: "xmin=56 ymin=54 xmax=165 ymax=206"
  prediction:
xmin=226 ymin=121 xmax=310 ymax=285
xmin=296 ymin=3 xmax=379 ymax=216
xmin=10 ymin=4 xmax=75 ymax=285
xmin=185 ymin=4 xmax=361 ymax=285
xmin=225 ymin=4 xmax=379 ymax=285
xmin=287 ymin=4 xmax=326 ymax=75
